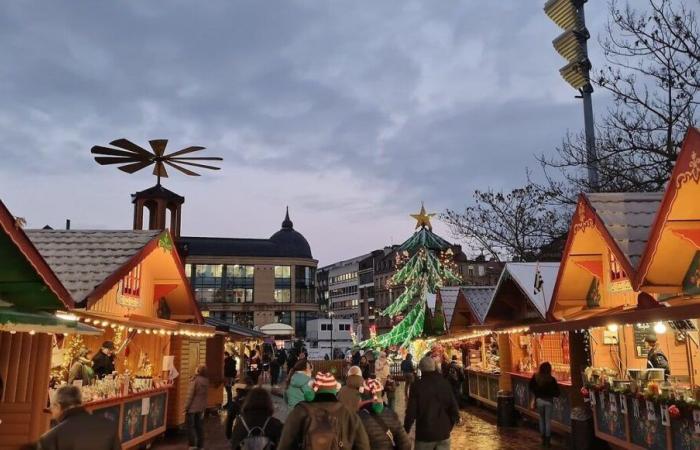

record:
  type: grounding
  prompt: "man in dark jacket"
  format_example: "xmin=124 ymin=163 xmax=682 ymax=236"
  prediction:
xmin=224 ymin=351 xmax=237 ymax=405
xmin=278 ymin=372 xmax=370 ymax=450
xmin=91 ymin=341 xmax=116 ymax=379
xmin=38 ymin=385 xmax=120 ymax=450
xmin=404 ymin=356 xmax=460 ymax=450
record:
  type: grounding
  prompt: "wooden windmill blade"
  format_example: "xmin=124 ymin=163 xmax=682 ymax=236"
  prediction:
xmin=91 ymin=138 xmax=222 ymax=184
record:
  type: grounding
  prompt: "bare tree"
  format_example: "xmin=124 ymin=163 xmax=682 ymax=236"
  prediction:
xmin=441 ymin=186 xmax=568 ymax=262
xmin=535 ymin=0 xmax=699 ymax=205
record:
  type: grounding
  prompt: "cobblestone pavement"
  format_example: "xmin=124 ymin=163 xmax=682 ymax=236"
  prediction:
xmin=153 ymin=384 xmax=564 ymax=450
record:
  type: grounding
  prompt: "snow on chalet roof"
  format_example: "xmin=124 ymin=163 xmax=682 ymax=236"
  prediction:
xmin=495 ymin=262 xmax=560 ymax=319
xmin=460 ymin=286 xmax=496 ymax=325
xmin=585 ymin=192 xmax=662 ymax=269
xmin=438 ymin=287 xmax=460 ymax=327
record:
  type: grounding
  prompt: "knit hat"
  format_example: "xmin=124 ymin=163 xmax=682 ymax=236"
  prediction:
xmin=309 ymin=372 xmax=341 ymax=393
xmin=358 ymin=378 xmax=385 ymax=413
xmin=419 ymin=356 xmax=436 ymax=372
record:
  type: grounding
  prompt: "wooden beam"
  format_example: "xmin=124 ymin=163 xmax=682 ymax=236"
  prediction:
xmin=638 ymin=284 xmax=683 ymax=294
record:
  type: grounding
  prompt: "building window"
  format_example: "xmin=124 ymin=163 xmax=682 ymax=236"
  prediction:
xmin=275 ymin=266 xmax=291 ymax=288
xmin=231 ymin=312 xmax=255 ymax=329
xmin=478 ymin=265 xmax=485 ymax=276
xmin=226 ymin=288 xmax=254 ymax=303
xmin=609 ymin=251 xmax=627 ymax=281
xmin=274 ymin=289 xmax=291 ymax=303
xmin=295 ymin=266 xmax=316 ymax=303
xmin=121 ymin=264 xmax=142 ymax=297
xmin=226 ymin=264 xmax=254 ymax=287
xmin=274 ymin=311 xmax=291 ymax=325
xmin=321 ymin=323 xmax=331 ymax=331
xmin=192 ymin=264 xmax=224 ymax=303
xmin=338 ymin=323 xmax=351 ymax=331
xmin=185 ymin=263 xmax=193 ymax=280
xmin=295 ymin=311 xmax=317 ymax=337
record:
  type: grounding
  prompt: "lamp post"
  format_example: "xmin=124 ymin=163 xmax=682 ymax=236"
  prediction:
xmin=328 ymin=310 xmax=335 ymax=360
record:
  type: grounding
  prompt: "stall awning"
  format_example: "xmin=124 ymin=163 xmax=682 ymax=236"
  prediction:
xmin=0 ymin=306 xmax=103 ymax=335
xmin=73 ymin=310 xmax=215 ymax=338
xmin=530 ymin=299 xmax=700 ymax=333
xmin=258 ymin=323 xmax=293 ymax=336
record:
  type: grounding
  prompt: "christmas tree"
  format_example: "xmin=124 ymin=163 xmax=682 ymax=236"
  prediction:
xmin=361 ymin=204 xmax=461 ymax=349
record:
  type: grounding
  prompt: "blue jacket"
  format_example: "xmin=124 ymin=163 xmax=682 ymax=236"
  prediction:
xmin=285 ymin=372 xmax=313 ymax=407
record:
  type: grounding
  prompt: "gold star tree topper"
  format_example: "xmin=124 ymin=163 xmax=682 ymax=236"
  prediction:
xmin=410 ymin=203 xmax=435 ymax=231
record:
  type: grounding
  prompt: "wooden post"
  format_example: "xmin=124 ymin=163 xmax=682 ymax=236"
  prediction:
xmin=569 ymin=331 xmax=588 ymax=408
xmin=498 ymin=333 xmax=512 ymax=392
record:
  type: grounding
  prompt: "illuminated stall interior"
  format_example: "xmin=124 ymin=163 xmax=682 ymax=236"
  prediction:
xmin=25 ymin=228 xmax=213 ymax=446
xmin=0 ymin=200 xmax=101 ymax=450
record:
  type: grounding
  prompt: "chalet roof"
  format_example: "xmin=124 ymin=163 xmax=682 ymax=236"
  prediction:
xmin=25 ymin=229 xmax=160 ymax=303
xmin=438 ymin=287 xmax=460 ymax=326
xmin=495 ymin=262 xmax=560 ymax=319
xmin=460 ymin=286 xmax=496 ymax=325
xmin=585 ymin=192 xmax=663 ymax=269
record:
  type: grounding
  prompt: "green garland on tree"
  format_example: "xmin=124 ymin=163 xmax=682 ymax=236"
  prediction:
xmin=361 ymin=205 xmax=461 ymax=349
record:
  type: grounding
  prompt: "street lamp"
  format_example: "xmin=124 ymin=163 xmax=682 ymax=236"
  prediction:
xmin=545 ymin=0 xmax=599 ymax=190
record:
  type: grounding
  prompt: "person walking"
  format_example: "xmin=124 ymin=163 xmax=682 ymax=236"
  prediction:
xmin=357 ymin=379 xmax=411 ymax=450
xmin=446 ymin=356 xmax=465 ymax=402
xmin=400 ymin=353 xmax=415 ymax=399
xmin=337 ymin=366 xmax=365 ymax=412
xmin=224 ymin=351 xmax=238 ymax=406
xmin=38 ymin=385 xmax=120 ymax=450
xmin=248 ymin=350 xmax=262 ymax=385
xmin=352 ymin=349 xmax=362 ymax=366
xmin=284 ymin=359 xmax=314 ymax=408
xmin=185 ymin=364 xmax=210 ymax=450
xmin=374 ymin=352 xmax=390 ymax=387
xmin=230 ymin=387 xmax=284 ymax=450
xmin=287 ymin=349 xmax=298 ymax=376
xmin=270 ymin=352 xmax=281 ymax=387
xmin=226 ymin=376 xmax=255 ymax=440
xmin=404 ymin=356 xmax=460 ymax=450
xmin=278 ymin=372 xmax=370 ymax=450
xmin=529 ymin=362 xmax=560 ymax=448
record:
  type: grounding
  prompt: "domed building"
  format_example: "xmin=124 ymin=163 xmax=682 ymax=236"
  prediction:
xmin=177 ymin=208 xmax=319 ymax=338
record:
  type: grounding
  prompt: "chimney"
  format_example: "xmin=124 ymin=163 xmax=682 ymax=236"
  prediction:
xmin=65 ymin=219 xmax=71 ymax=230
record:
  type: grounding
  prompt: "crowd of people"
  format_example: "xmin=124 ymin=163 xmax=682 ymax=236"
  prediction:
xmin=39 ymin=343 xmax=560 ymax=450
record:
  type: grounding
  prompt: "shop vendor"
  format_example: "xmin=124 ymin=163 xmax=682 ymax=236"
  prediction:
xmin=92 ymin=340 xmax=116 ymax=379
xmin=645 ymin=334 xmax=670 ymax=379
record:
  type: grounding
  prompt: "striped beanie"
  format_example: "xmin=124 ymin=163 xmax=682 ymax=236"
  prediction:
xmin=310 ymin=372 xmax=341 ymax=393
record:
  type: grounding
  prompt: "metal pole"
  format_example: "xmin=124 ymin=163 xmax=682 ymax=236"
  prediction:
xmin=579 ymin=3 xmax=599 ymax=191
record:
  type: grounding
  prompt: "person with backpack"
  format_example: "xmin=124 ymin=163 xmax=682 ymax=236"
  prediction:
xmin=404 ymin=357 xmax=460 ymax=450
xmin=226 ymin=377 xmax=255 ymax=440
xmin=357 ymin=379 xmax=410 ymax=450
xmin=446 ymin=356 xmax=465 ymax=401
xmin=278 ymin=372 xmax=370 ymax=450
xmin=230 ymin=387 xmax=284 ymax=450
xmin=285 ymin=359 xmax=314 ymax=408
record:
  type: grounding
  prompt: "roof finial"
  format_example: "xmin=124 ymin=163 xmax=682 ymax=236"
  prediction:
xmin=282 ymin=206 xmax=293 ymax=229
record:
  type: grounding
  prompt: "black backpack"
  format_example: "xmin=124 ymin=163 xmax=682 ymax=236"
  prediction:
xmin=299 ymin=402 xmax=345 ymax=450
xmin=238 ymin=416 xmax=274 ymax=450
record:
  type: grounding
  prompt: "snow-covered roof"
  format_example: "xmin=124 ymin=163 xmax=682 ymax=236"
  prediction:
xmin=426 ymin=292 xmax=437 ymax=314
xmin=494 ymin=262 xmax=560 ymax=319
xmin=437 ymin=287 xmax=460 ymax=326
xmin=460 ymin=286 xmax=496 ymax=325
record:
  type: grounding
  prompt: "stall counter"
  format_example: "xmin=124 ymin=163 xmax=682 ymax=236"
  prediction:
xmin=466 ymin=369 xmax=500 ymax=407
xmin=84 ymin=387 xmax=171 ymax=450
xmin=509 ymin=372 xmax=572 ymax=433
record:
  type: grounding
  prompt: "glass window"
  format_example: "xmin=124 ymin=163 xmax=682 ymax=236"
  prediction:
xmin=274 ymin=289 xmax=291 ymax=303
xmin=231 ymin=312 xmax=255 ymax=329
xmin=185 ymin=263 xmax=193 ymax=279
xmin=274 ymin=311 xmax=291 ymax=325
xmin=195 ymin=264 xmax=223 ymax=283
xmin=275 ymin=266 xmax=291 ymax=278
xmin=226 ymin=288 xmax=254 ymax=303
xmin=225 ymin=264 xmax=255 ymax=288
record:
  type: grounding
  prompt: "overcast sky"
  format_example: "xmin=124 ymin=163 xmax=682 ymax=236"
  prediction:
xmin=0 ymin=1 xmax=613 ymax=266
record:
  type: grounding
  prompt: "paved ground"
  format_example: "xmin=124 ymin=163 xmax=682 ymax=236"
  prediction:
xmin=153 ymin=384 xmax=565 ymax=450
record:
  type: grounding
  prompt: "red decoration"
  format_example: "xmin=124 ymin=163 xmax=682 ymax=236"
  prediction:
xmin=580 ymin=387 xmax=589 ymax=398
xmin=668 ymin=404 xmax=681 ymax=419
xmin=125 ymin=345 xmax=131 ymax=357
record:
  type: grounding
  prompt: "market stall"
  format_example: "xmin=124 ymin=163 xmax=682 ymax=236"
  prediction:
xmin=0 ymin=200 xmax=102 ymax=450
xmin=27 ymin=228 xmax=213 ymax=448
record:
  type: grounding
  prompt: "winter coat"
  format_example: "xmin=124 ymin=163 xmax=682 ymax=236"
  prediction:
xmin=400 ymin=359 xmax=414 ymax=374
xmin=337 ymin=375 xmax=365 ymax=412
xmin=230 ymin=408 xmax=284 ymax=450
xmin=375 ymin=357 xmax=390 ymax=381
xmin=185 ymin=374 xmax=210 ymax=413
xmin=529 ymin=374 xmax=561 ymax=401
xmin=285 ymin=372 xmax=313 ymax=408
xmin=91 ymin=351 xmax=115 ymax=379
xmin=358 ymin=404 xmax=411 ymax=450
xmin=404 ymin=372 xmax=459 ymax=442
xmin=277 ymin=392 xmax=370 ymax=450
xmin=37 ymin=407 xmax=120 ymax=450
xmin=224 ymin=356 xmax=237 ymax=378
xmin=360 ymin=362 xmax=371 ymax=380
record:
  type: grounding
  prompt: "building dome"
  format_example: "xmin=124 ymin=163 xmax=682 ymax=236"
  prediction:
xmin=269 ymin=208 xmax=313 ymax=259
